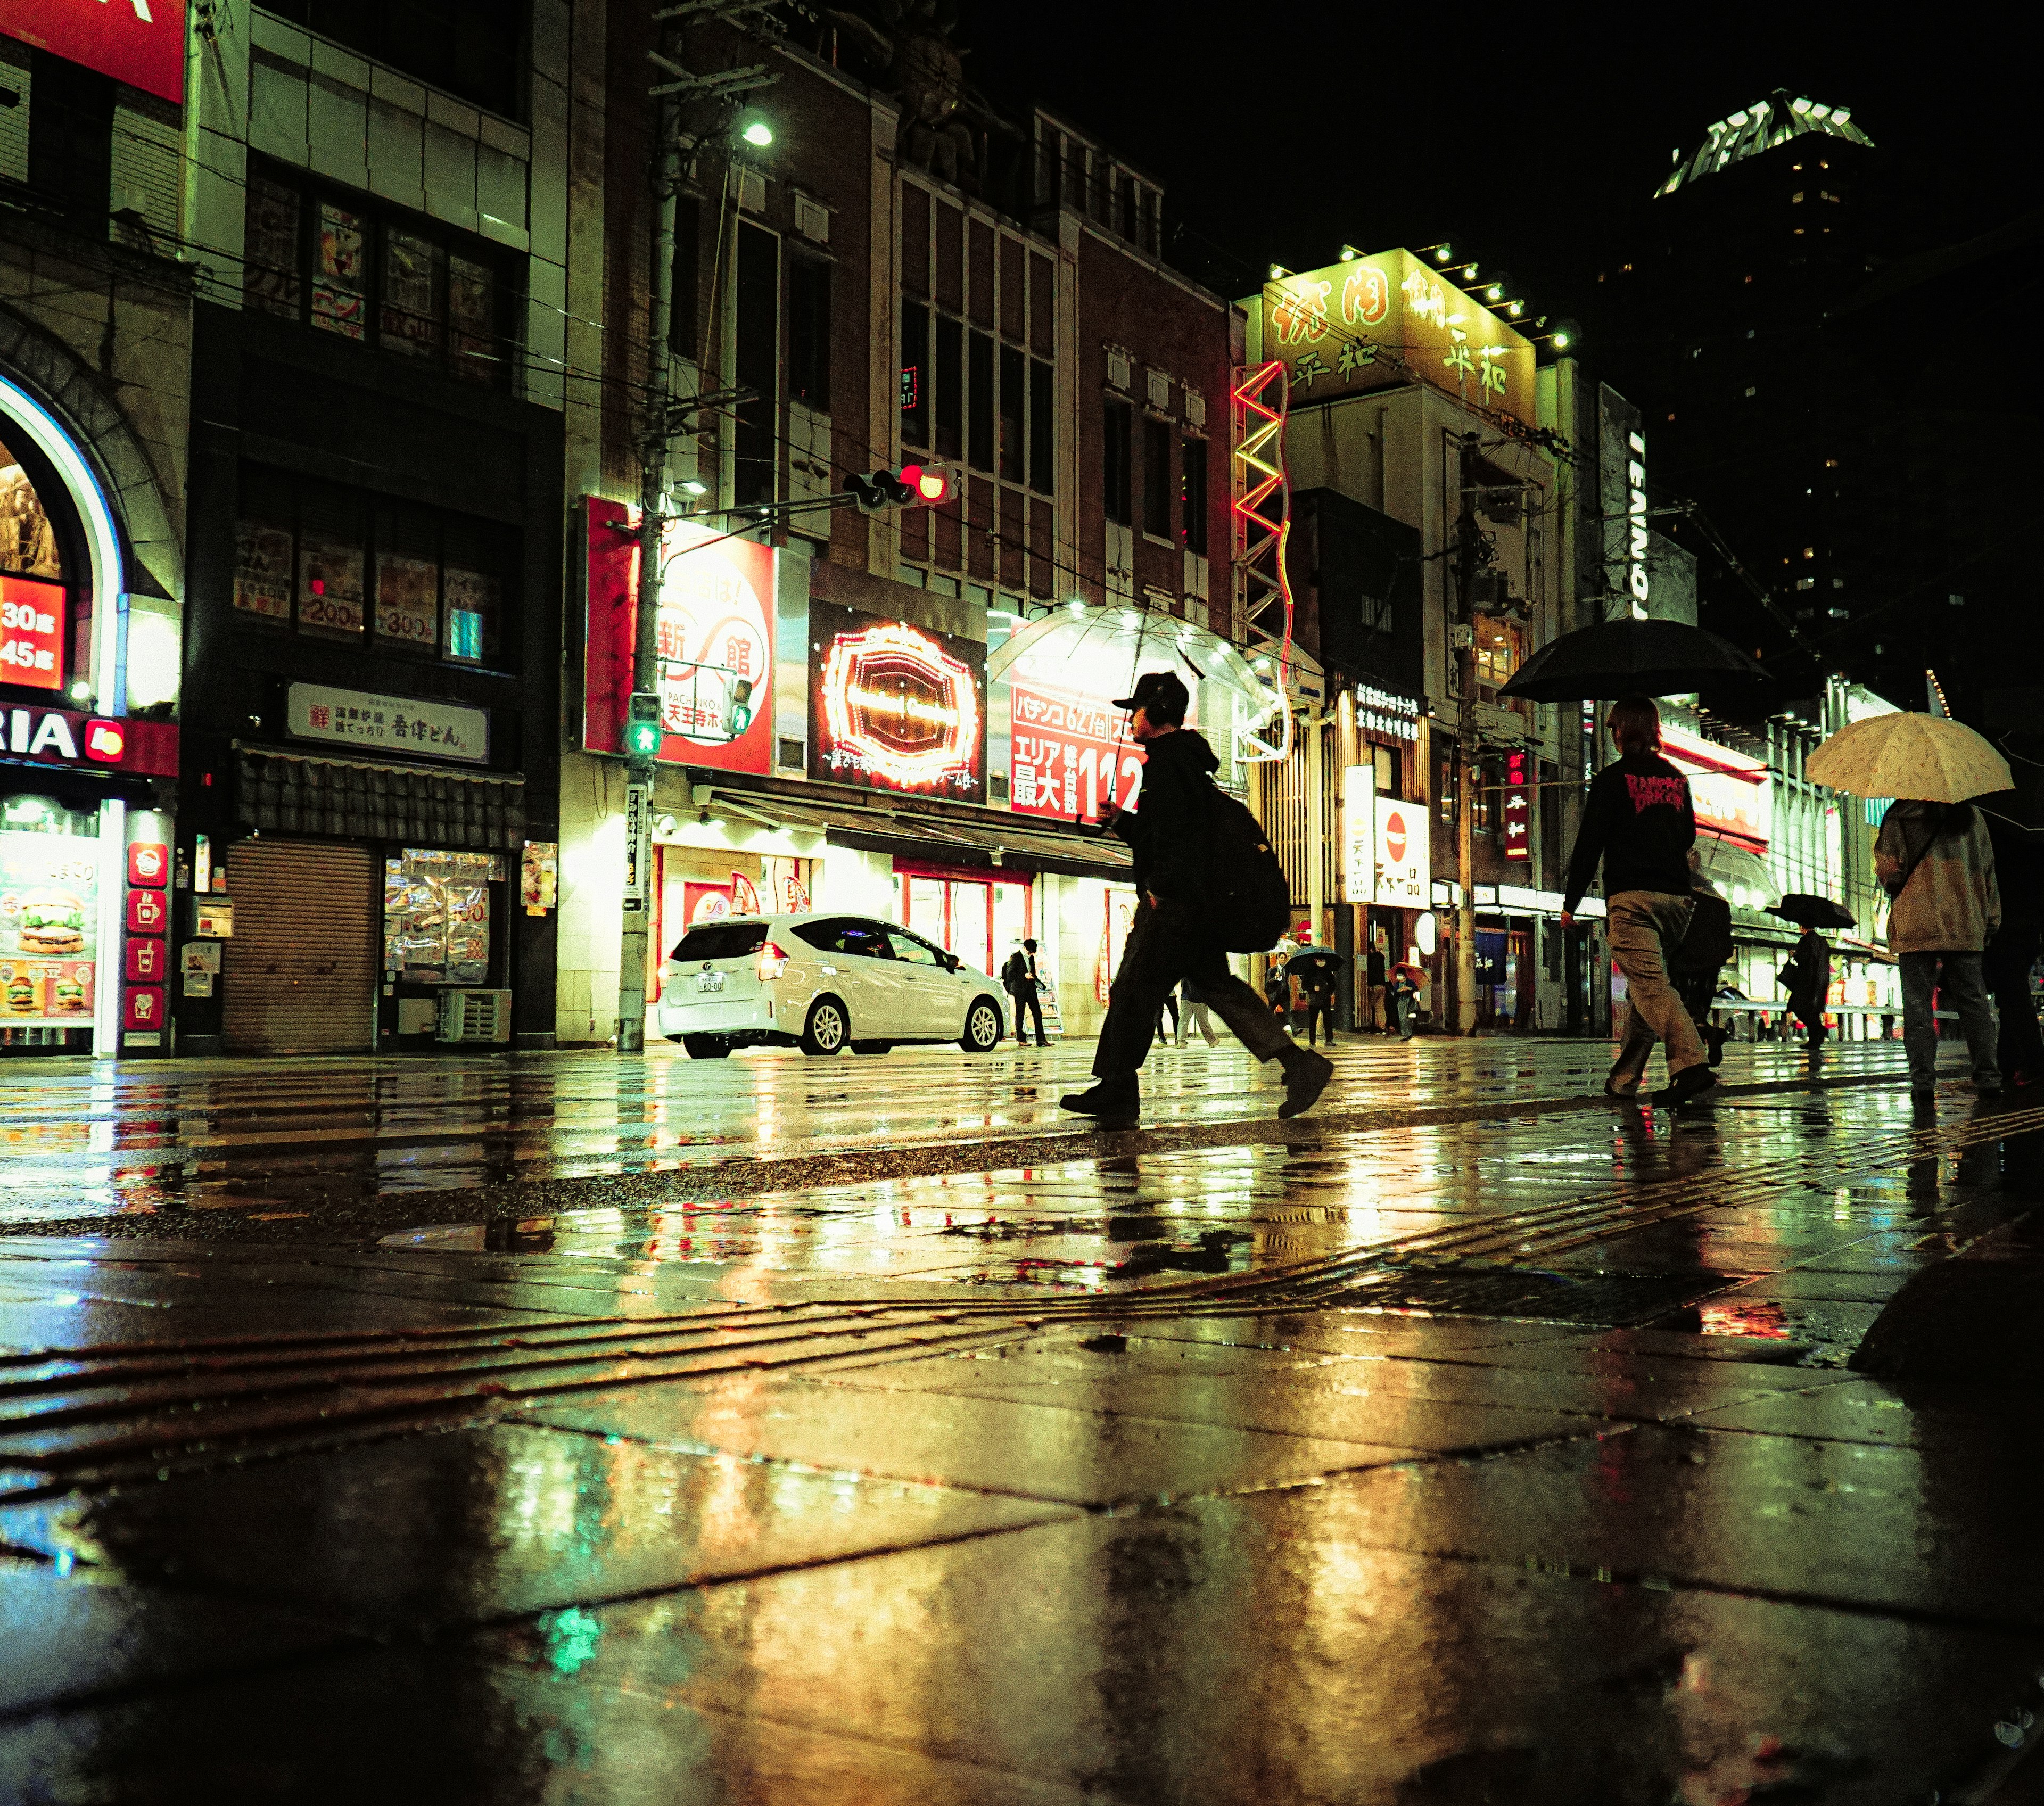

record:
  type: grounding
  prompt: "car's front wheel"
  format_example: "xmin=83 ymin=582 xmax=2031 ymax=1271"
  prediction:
xmin=801 ymin=996 xmax=849 ymax=1056
xmin=681 ymin=1034 xmax=731 ymax=1059
xmin=960 ymin=997 xmax=1003 ymax=1052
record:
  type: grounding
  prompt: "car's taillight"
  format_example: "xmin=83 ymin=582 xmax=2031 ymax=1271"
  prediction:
xmin=757 ymin=940 xmax=789 ymax=982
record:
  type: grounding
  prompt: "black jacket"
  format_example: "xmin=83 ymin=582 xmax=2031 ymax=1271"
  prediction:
xmin=1114 ymin=728 xmax=1221 ymax=901
xmin=1563 ymin=751 xmax=1696 ymax=912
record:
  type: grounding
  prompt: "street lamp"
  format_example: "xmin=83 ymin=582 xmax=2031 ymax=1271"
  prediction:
xmin=739 ymin=115 xmax=773 ymax=147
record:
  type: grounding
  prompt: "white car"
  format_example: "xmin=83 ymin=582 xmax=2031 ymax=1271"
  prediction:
xmin=656 ymin=911 xmax=1008 ymax=1059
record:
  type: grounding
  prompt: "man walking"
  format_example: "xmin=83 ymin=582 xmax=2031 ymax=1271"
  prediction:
xmin=1001 ymin=938 xmax=1050 ymax=1047
xmin=1560 ymin=695 xmax=1716 ymax=1107
xmin=1364 ymin=939 xmax=1388 ymax=1032
xmin=1876 ymin=798 xmax=2001 ymax=1101
xmin=1061 ymin=671 xmax=1333 ymax=1127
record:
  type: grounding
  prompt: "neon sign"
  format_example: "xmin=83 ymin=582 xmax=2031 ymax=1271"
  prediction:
xmin=1625 ymin=430 xmax=1649 ymax=617
xmin=816 ymin=619 xmax=982 ymax=796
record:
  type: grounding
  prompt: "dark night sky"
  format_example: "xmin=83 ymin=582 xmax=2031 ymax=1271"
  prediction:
xmin=956 ymin=4 xmax=2029 ymax=320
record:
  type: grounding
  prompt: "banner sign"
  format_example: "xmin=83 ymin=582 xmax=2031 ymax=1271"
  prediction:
xmin=1343 ymin=764 xmax=1376 ymax=903
xmin=582 ymin=498 xmax=774 ymax=777
xmin=1 ymin=705 xmax=176 ymax=776
xmin=286 ymin=683 xmax=489 ymax=764
xmin=1374 ymin=794 xmax=1430 ymax=908
xmin=1008 ymin=680 xmax=1144 ymax=820
xmin=0 ymin=0 xmax=187 ymax=104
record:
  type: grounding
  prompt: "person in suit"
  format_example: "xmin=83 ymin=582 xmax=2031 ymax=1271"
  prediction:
xmin=1001 ymin=938 xmax=1049 ymax=1046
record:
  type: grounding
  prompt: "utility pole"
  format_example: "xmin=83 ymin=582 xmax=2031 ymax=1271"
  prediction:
xmin=614 ymin=8 xmax=778 ymax=1054
xmin=1453 ymin=432 xmax=1480 ymax=1036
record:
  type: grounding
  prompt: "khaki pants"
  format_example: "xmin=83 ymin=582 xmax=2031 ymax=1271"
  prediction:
xmin=1606 ymin=890 xmax=1706 ymax=1089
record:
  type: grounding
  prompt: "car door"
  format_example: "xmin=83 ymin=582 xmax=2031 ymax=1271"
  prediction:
xmin=827 ymin=918 xmax=905 ymax=1036
xmin=884 ymin=927 xmax=962 ymax=1038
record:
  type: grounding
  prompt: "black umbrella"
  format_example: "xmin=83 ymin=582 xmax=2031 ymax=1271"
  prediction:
xmin=1500 ymin=619 xmax=1773 ymax=704
xmin=1282 ymin=947 xmax=1348 ymax=974
xmin=1768 ymin=894 xmax=1856 ymax=930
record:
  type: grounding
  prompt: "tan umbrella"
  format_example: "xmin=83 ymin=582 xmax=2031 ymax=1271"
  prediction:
xmin=1805 ymin=712 xmax=2012 ymax=802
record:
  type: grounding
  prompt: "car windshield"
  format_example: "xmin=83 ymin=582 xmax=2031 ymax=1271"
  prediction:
xmin=672 ymin=922 xmax=769 ymax=962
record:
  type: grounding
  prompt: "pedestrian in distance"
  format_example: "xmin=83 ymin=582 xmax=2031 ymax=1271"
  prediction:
xmin=1175 ymin=985 xmax=1219 ymax=1046
xmin=1875 ymin=797 xmax=2001 ymax=1101
xmin=1298 ymin=960 xmax=1338 ymax=1048
xmin=1561 ymin=695 xmax=1717 ymax=1107
xmin=1388 ymin=962 xmax=1422 ymax=1041
xmin=1154 ymin=987 xmax=1181 ymax=1043
xmin=1983 ymin=813 xmax=2044 ymax=1089
xmin=1779 ymin=926 xmax=1832 ymax=1055
xmin=1364 ymin=939 xmax=1388 ymax=1032
xmin=1060 ymin=670 xmax=1334 ymax=1128
xmin=1671 ymin=853 xmax=1733 ymax=1068
xmin=1001 ymin=938 xmax=1050 ymax=1047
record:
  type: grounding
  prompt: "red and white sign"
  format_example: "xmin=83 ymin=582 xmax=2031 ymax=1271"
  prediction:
xmin=1375 ymin=798 xmax=1430 ymax=907
xmin=127 ymin=842 xmax=169 ymax=888
xmin=0 ymin=1 xmax=187 ymax=104
xmin=126 ymin=889 xmax=167 ymax=935
xmin=1502 ymin=750 xmax=1531 ymax=862
xmin=123 ymin=985 xmax=167 ymax=1032
xmin=582 ymin=498 xmax=774 ymax=776
xmin=1660 ymin=723 xmax=1770 ymax=854
xmin=0 ymin=575 xmax=64 ymax=693
xmin=1009 ymin=681 xmax=1145 ymax=821
xmin=1 ymin=705 xmax=176 ymax=776
xmin=124 ymin=937 xmax=166 ymax=982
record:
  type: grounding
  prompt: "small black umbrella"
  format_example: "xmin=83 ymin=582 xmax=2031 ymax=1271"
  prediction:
xmin=1501 ymin=619 xmax=1773 ymax=704
xmin=1768 ymin=894 xmax=1856 ymax=930
xmin=1283 ymin=947 xmax=1348 ymax=974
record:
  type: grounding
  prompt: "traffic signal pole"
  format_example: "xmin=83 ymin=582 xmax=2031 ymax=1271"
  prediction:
xmin=1454 ymin=433 xmax=1480 ymax=1037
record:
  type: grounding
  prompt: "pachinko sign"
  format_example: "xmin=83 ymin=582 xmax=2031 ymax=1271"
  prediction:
xmin=581 ymin=498 xmax=774 ymax=776
xmin=811 ymin=603 xmax=984 ymax=801
xmin=1009 ymin=681 xmax=1144 ymax=821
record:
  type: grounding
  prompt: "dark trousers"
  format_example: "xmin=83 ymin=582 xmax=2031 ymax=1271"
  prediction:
xmin=1302 ymin=992 xmax=1336 ymax=1046
xmin=1095 ymin=899 xmax=1291 ymax=1083
xmin=1987 ymin=929 xmax=2043 ymax=1080
xmin=1010 ymin=989 xmax=1046 ymax=1045
xmin=1899 ymin=951 xmax=1997 ymax=1091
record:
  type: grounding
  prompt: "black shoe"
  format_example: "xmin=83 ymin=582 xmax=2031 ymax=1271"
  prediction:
xmin=1035 ymin=1039 xmax=1050 ymax=1048
xmin=1604 ymin=1080 xmax=1643 ymax=1103
xmin=1060 ymin=1084 xmax=1139 ymax=1126
xmin=1279 ymin=1050 xmax=1334 ymax=1119
xmin=1651 ymin=1065 xmax=1718 ymax=1107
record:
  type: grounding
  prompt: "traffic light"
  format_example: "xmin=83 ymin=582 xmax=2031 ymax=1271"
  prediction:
xmin=624 ymin=691 xmax=662 ymax=762
xmin=845 ymin=465 xmax=951 ymax=512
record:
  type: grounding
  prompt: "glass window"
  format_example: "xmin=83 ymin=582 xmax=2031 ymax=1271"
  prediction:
xmin=296 ymin=488 xmax=366 ymax=639
xmin=1028 ymin=358 xmax=1054 ymax=495
xmin=373 ymin=504 xmax=440 ymax=651
xmin=443 ymin=567 xmax=500 ymax=664
xmin=381 ymin=229 xmax=446 ymax=358
xmin=967 ymin=331 xmax=994 ymax=473
xmin=934 ymin=316 xmax=963 ymax=463
xmin=886 ymin=928 xmax=944 ymax=967
xmin=900 ymin=300 xmax=929 ymax=448
xmin=448 ymin=254 xmax=499 ymax=384
xmin=383 ymin=851 xmax=497 ymax=986
xmin=1142 ymin=416 xmax=1172 ymax=537
xmin=311 ymin=202 xmax=368 ymax=341
xmin=998 ymin=344 xmax=1024 ymax=483
xmin=233 ymin=519 xmax=295 ymax=623
xmin=1181 ymin=437 xmax=1208 ymax=555
xmin=1103 ymin=399 xmax=1132 ymax=525
xmin=788 ymin=257 xmax=830 ymax=411
xmin=673 ymin=921 xmax=769 ymax=962
xmin=244 ymin=176 xmax=303 ymax=318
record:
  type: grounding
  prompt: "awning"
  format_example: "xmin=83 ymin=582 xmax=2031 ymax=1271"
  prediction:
xmin=236 ymin=746 xmax=526 ymax=851
xmin=705 ymin=788 xmax=1133 ymax=882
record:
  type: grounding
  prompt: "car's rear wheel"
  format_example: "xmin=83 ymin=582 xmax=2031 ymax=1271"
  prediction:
xmin=801 ymin=997 xmax=848 ymax=1056
xmin=961 ymin=997 xmax=1003 ymax=1052
xmin=681 ymin=1034 xmax=731 ymax=1059
xmin=850 ymin=1040 xmax=892 ymax=1055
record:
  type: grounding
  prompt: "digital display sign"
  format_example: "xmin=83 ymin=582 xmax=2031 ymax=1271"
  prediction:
xmin=810 ymin=602 xmax=984 ymax=801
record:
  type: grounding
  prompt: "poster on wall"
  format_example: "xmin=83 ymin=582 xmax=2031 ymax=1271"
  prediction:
xmin=1008 ymin=681 xmax=1144 ymax=821
xmin=0 ymin=830 xmax=98 ymax=1027
xmin=582 ymin=499 xmax=774 ymax=776
xmin=1374 ymin=795 xmax=1430 ymax=908
xmin=810 ymin=601 xmax=985 ymax=802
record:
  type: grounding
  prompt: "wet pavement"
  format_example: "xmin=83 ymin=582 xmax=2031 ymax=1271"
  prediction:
xmin=4 ymin=1035 xmax=2044 ymax=1801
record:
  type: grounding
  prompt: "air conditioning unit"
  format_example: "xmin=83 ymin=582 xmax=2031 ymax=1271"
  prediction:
xmin=438 ymin=989 xmax=512 ymax=1044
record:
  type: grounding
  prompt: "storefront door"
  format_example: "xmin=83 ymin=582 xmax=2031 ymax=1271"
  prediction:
xmin=222 ymin=840 xmax=378 ymax=1053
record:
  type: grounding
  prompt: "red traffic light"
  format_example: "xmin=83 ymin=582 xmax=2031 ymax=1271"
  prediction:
xmin=900 ymin=463 xmax=951 ymax=506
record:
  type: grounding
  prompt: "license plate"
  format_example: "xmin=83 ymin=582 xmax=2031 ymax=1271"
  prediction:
xmin=697 ymin=972 xmax=724 ymax=993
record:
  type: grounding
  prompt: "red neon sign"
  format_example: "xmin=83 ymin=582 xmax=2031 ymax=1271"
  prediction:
xmin=0 ymin=575 xmax=64 ymax=694
xmin=0 ymin=1 xmax=187 ymax=104
xmin=819 ymin=622 xmax=979 ymax=793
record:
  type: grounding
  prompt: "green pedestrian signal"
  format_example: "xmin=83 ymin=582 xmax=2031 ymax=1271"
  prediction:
xmin=624 ymin=691 xmax=662 ymax=761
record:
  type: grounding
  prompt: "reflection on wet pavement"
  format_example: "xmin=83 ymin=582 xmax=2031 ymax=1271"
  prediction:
xmin=5 ymin=1036 xmax=2044 ymax=1799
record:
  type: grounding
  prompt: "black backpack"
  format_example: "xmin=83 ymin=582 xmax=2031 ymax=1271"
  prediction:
xmin=1203 ymin=784 xmax=1292 ymax=953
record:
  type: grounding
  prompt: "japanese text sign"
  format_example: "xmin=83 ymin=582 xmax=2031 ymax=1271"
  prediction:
xmin=1008 ymin=681 xmax=1144 ymax=820
xmin=286 ymin=683 xmax=489 ymax=764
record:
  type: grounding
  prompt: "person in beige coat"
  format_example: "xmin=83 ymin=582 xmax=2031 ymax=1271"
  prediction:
xmin=1874 ymin=799 xmax=2001 ymax=1099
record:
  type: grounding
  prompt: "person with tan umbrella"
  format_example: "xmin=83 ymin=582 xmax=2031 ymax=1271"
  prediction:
xmin=1809 ymin=712 xmax=2009 ymax=1102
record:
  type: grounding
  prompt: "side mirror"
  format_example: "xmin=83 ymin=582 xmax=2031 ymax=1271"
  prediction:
xmin=943 ymin=953 xmax=961 ymax=971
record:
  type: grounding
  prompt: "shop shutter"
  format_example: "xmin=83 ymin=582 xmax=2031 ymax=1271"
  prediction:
xmin=221 ymin=840 xmax=378 ymax=1055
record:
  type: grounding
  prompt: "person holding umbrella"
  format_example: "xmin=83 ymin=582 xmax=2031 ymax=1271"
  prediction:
xmin=1388 ymin=961 xmax=1424 ymax=1040
xmin=1286 ymin=942 xmax=1347 ymax=1048
xmin=1560 ymin=696 xmax=1716 ymax=1106
xmin=1808 ymin=710 xmax=2010 ymax=1101
xmin=1779 ymin=926 xmax=1833 ymax=1053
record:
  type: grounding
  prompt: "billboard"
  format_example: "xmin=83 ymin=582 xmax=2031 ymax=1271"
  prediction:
xmin=583 ymin=499 xmax=774 ymax=776
xmin=810 ymin=601 xmax=984 ymax=801
xmin=1660 ymin=722 xmax=1770 ymax=854
xmin=1375 ymin=794 xmax=1430 ymax=908
xmin=1008 ymin=680 xmax=1144 ymax=821
xmin=0 ymin=1 xmax=187 ymax=104
xmin=1257 ymin=248 xmax=1537 ymax=427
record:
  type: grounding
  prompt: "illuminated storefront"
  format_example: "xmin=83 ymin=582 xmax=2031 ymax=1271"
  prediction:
xmin=0 ymin=374 xmax=180 ymax=1057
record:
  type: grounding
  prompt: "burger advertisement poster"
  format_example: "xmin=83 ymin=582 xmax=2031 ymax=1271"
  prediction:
xmin=0 ymin=833 xmax=97 ymax=1022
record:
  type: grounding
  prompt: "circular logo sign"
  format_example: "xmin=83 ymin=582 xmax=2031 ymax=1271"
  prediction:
xmin=1384 ymin=810 xmax=1407 ymax=864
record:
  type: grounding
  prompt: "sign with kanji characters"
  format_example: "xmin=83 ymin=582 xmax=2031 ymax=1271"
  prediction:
xmin=1008 ymin=681 xmax=1144 ymax=821
xmin=1502 ymin=750 xmax=1531 ymax=862
xmin=581 ymin=498 xmax=775 ymax=776
xmin=285 ymin=683 xmax=489 ymax=764
xmin=1257 ymin=248 xmax=1538 ymax=427
xmin=1374 ymin=796 xmax=1430 ymax=908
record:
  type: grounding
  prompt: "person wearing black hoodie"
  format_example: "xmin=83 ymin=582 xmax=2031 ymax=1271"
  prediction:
xmin=1061 ymin=671 xmax=1333 ymax=1127
xmin=1561 ymin=695 xmax=1716 ymax=1106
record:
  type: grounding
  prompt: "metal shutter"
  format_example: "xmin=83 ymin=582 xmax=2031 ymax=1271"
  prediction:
xmin=221 ymin=842 xmax=378 ymax=1055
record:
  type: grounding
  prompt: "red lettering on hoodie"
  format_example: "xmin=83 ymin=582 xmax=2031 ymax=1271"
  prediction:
xmin=1625 ymin=772 xmax=1688 ymax=813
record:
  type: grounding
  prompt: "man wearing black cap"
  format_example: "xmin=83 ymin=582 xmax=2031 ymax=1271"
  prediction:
xmin=1061 ymin=670 xmax=1333 ymax=1127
